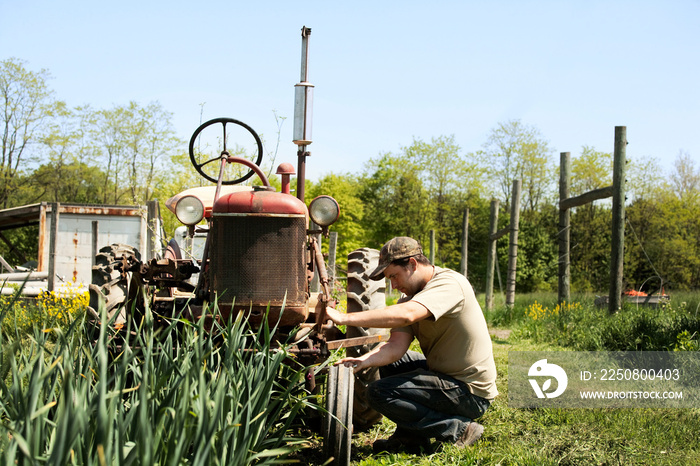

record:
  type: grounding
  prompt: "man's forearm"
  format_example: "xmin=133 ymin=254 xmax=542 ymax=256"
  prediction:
xmin=329 ymin=301 xmax=429 ymax=328
xmin=361 ymin=341 xmax=404 ymax=367
xmin=339 ymin=307 xmax=409 ymax=328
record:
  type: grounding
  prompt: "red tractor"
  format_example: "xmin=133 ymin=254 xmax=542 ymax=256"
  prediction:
xmin=88 ymin=115 xmax=385 ymax=465
xmin=88 ymin=27 xmax=390 ymax=464
xmin=88 ymin=29 xmax=386 ymax=465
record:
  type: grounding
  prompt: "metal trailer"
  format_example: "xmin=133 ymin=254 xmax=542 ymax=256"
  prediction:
xmin=0 ymin=202 xmax=162 ymax=295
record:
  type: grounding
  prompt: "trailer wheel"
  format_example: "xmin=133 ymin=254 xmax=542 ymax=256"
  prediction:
xmin=323 ymin=364 xmax=354 ymax=466
xmin=88 ymin=243 xmax=141 ymax=326
xmin=346 ymin=248 xmax=387 ymax=431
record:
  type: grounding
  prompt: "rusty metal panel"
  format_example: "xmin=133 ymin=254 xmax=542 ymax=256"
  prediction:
xmin=40 ymin=212 xmax=146 ymax=286
xmin=57 ymin=206 xmax=143 ymax=216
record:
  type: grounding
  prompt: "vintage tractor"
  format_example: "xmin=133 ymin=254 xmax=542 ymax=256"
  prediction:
xmin=88 ymin=27 xmax=388 ymax=464
xmin=88 ymin=115 xmax=385 ymax=465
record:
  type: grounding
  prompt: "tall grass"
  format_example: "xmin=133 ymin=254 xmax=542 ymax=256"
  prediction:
xmin=485 ymin=292 xmax=700 ymax=351
xmin=0 ymin=290 xmax=316 ymax=464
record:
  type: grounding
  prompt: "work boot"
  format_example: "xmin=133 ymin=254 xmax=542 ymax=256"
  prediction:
xmin=372 ymin=429 xmax=431 ymax=454
xmin=454 ymin=421 xmax=484 ymax=447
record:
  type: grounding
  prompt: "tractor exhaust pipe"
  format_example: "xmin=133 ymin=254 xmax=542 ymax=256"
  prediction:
xmin=293 ymin=25 xmax=314 ymax=201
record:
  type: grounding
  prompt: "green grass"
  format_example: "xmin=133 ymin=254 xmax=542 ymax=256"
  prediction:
xmin=345 ymin=337 xmax=700 ymax=466
xmin=313 ymin=292 xmax=700 ymax=465
xmin=2 ymin=289 xmax=699 ymax=465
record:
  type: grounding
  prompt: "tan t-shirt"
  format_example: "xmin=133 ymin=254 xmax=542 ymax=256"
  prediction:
xmin=394 ymin=266 xmax=498 ymax=400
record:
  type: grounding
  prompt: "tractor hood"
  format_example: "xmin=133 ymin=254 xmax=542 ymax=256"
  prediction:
xmin=213 ymin=188 xmax=309 ymax=220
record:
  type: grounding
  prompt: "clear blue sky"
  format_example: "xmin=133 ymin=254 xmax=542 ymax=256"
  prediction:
xmin=2 ymin=0 xmax=699 ymax=182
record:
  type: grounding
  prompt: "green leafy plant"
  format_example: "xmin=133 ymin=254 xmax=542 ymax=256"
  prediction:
xmin=0 ymin=290 xmax=316 ymax=464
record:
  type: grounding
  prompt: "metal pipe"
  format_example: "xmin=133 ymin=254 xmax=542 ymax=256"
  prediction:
xmin=225 ymin=155 xmax=271 ymax=187
xmin=213 ymin=155 xmax=228 ymax=207
xmin=300 ymin=26 xmax=311 ymax=82
xmin=296 ymin=148 xmax=308 ymax=201
xmin=310 ymin=236 xmax=333 ymax=335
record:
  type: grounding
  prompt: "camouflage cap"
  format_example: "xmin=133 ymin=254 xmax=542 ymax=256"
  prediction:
xmin=369 ymin=236 xmax=423 ymax=280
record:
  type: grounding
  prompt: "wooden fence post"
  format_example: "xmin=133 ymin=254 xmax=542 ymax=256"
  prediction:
xmin=429 ymin=229 xmax=436 ymax=264
xmin=505 ymin=180 xmax=522 ymax=307
xmin=328 ymin=231 xmax=338 ymax=285
xmin=609 ymin=126 xmax=627 ymax=313
xmin=558 ymin=152 xmax=571 ymax=304
xmin=460 ymin=208 xmax=469 ymax=278
xmin=485 ymin=199 xmax=499 ymax=311
xmin=556 ymin=126 xmax=626 ymax=309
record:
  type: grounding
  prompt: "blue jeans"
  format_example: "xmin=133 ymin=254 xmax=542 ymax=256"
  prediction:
xmin=366 ymin=350 xmax=491 ymax=443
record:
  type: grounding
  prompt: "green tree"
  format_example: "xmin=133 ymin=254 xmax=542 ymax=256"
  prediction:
xmin=570 ymin=146 xmax=613 ymax=194
xmin=516 ymin=206 xmax=559 ymax=292
xmin=33 ymin=104 xmax=104 ymax=203
xmin=481 ymin=120 xmax=553 ymax=212
xmin=363 ymin=136 xmax=484 ymax=260
xmin=627 ymin=154 xmax=664 ymax=201
xmin=359 ymin=152 xmax=433 ymax=248
xmin=569 ymin=203 xmax=612 ymax=291
xmin=626 ymin=192 xmax=700 ymax=291
xmin=432 ymin=193 xmax=491 ymax=281
xmin=625 ymin=154 xmax=700 ymax=291
xmin=124 ymin=102 xmax=180 ymax=203
xmin=405 ymin=135 xmax=485 ymax=223
xmin=670 ymin=150 xmax=699 ymax=202
xmin=0 ymin=57 xmax=58 ymax=208
xmin=26 ymin=162 xmax=110 ymax=204
xmin=564 ymin=147 xmax=614 ymax=292
xmin=90 ymin=105 xmax=128 ymax=203
xmin=358 ymin=137 xmax=493 ymax=286
xmin=88 ymin=102 xmax=180 ymax=204
xmin=305 ymin=173 xmax=367 ymax=271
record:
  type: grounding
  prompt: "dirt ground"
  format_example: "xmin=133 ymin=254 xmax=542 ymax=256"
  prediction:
xmin=489 ymin=328 xmax=512 ymax=340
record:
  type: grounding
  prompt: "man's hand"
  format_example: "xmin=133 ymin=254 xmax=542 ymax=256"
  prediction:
xmin=334 ymin=356 xmax=368 ymax=374
xmin=324 ymin=306 xmax=346 ymax=326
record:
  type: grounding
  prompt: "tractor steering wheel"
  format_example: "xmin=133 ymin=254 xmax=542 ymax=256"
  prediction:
xmin=188 ymin=117 xmax=264 ymax=185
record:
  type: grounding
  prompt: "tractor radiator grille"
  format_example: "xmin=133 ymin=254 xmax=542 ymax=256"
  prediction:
xmin=209 ymin=214 xmax=307 ymax=310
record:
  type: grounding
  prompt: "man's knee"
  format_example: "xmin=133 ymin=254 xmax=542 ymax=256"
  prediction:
xmin=366 ymin=378 xmax=389 ymax=411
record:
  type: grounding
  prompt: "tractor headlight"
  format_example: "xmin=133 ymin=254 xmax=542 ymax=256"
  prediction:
xmin=175 ymin=195 xmax=205 ymax=225
xmin=309 ymin=195 xmax=340 ymax=227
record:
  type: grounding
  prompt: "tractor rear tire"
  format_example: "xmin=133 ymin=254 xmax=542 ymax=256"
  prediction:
xmin=346 ymin=247 xmax=387 ymax=432
xmin=88 ymin=243 xmax=141 ymax=326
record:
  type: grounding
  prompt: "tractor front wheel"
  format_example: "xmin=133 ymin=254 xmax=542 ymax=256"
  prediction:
xmin=323 ymin=364 xmax=354 ymax=466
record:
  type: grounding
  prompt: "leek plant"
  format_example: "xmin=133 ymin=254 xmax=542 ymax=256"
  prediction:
xmin=0 ymin=290 xmax=316 ymax=465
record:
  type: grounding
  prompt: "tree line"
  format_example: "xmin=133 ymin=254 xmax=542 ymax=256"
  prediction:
xmin=3 ymin=57 xmax=699 ymax=293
